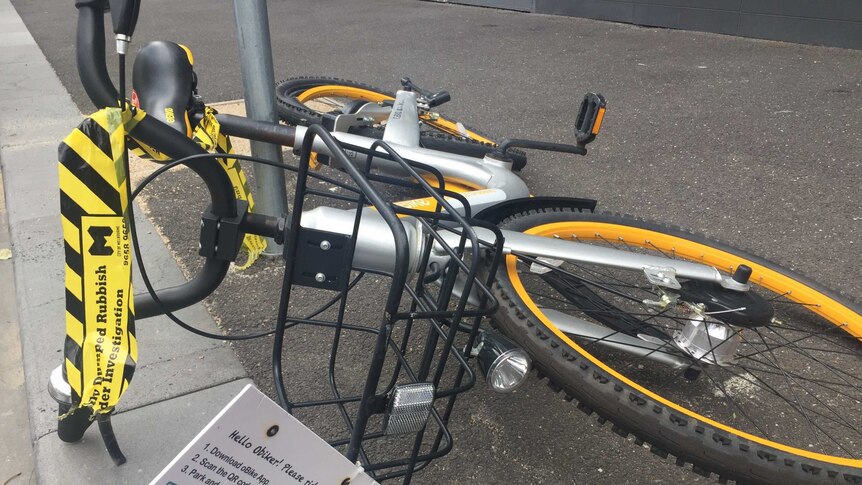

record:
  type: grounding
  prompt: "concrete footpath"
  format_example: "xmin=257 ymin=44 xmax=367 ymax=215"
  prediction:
xmin=0 ymin=1 xmax=250 ymax=483
xmin=0 ymin=166 xmax=34 ymax=483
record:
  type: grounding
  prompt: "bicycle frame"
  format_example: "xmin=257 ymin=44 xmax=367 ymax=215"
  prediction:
xmin=258 ymin=89 xmax=749 ymax=371
xmin=292 ymin=90 xmax=745 ymax=293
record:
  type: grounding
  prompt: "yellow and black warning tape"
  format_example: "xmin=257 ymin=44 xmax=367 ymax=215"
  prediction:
xmin=59 ymin=107 xmax=141 ymax=414
xmin=59 ymin=104 xmax=266 ymax=418
xmin=192 ymin=107 xmax=266 ymax=269
xmin=130 ymin=107 xmax=266 ymax=269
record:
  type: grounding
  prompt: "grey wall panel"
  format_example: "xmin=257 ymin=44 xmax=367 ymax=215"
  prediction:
xmin=742 ymin=0 xmax=862 ymax=23
xmin=451 ymin=0 xmax=534 ymax=11
xmin=430 ymin=0 xmax=862 ymax=49
xmin=739 ymin=14 xmax=862 ymax=50
xmin=534 ymin=0 xmax=635 ymax=23
xmin=629 ymin=0 xmax=741 ymax=10
xmin=633 ymin=4 xmax=741 ymax=35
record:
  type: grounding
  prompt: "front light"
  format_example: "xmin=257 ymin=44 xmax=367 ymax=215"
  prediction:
xmin=475 ymin=331 xmax=531 ymax=393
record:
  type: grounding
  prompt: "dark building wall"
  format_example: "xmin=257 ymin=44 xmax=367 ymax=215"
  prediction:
xmin=432 ymin=0 xmax=862 ymax=49
xmin=448 ymin=0 xmax=533 ymax=11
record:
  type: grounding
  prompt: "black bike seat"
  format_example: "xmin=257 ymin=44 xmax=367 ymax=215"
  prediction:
xmin=131 ymin=41 xmax=195 ymax=137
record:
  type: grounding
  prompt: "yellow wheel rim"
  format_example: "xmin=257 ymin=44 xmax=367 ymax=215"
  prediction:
xmin=506 ymin=220 xmax=862 ymax=467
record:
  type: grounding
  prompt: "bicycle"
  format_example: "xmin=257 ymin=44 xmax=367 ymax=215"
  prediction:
xmin=51 ymin=1 xmax=862 ymax=484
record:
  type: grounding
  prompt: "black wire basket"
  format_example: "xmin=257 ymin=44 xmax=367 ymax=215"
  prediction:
xmin=272 ymin=126 xmax=502 ymax=483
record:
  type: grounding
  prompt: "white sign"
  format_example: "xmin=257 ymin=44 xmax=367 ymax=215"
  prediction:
xmin=151 ymin=384 xmax=378 ymax=485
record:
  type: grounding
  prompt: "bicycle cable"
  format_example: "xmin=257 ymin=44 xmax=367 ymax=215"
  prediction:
xmin=125 ymin=150 xmax=365 ymax=342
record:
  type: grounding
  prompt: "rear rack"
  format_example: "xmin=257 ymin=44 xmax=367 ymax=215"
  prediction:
xmin=274 ymin=125 xmax=502 ymax=483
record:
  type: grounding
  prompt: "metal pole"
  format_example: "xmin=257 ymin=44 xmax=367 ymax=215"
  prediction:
xmin=233 ymin=0 xmax=286 ymax=254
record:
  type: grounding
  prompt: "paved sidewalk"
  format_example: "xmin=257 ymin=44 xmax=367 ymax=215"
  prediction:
xmin=0 ymin=2 xmax=250 ymax=483
xmin=0 ymin=172 xmax=34 ymax=485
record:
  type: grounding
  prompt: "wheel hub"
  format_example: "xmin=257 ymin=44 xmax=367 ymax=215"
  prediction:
xmin=672 ymin=311 xmax=741 ymax=366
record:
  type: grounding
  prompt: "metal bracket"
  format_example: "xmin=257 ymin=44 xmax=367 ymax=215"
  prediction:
xmin=199 ymin=200 xmax=249 ymax=262
xmin=322 ymin=102 xmax=389 ymax=134
xmin=332 ymin=113 xmax=374 ymax=133
xmin=287 ymin=227 xmax=352 ymax=290
xmin=643 ymin=266 xmax=681 ymax=289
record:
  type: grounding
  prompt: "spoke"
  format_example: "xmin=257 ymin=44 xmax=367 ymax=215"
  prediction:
xmin=615 ymin=236 xmax=638 ymax=253
xmin=737 ymin=323 xmax=852 ymax=360
xmin=703 ymin=341 xmax=860 ymax=453
xmin=526 ymin=294 xmax=690 ymax=332
xmin=542 ymin=269 xmax=676 ymax=340
xmin=513 ymin=229 xmax=862 ymax=457
xmin=765 ymin=324 xmax=862 ymax=356
xmin=699 ymin=365 xmax=772 ymax=439
xmin=316 ymin=97 xmax=346 ymax=110
xmin=767 ymin=290 xmax=793 ymax=302
xmin=751 ymin=328 xmax=825 ymax=453
xmin=757 ymin=331 xmax=856 ymax=430
xmin=737 ymin=357 xmax=862 ymax=397
xmin=520 ymin=255 xmax=659 ymax=295
xmin=520 ymin=272 xmax=651 ymax=292
xmin=522 ymin=289 xmax=583 ymax=307
xmin=596 ymin=234 xmax=618 ymax=249
xmin=763 ymin=326 xmax=862 ymax=400
xmin=646 ymin=240 xmax=675 ymax=260
xmin=741 ymin=340 xmax=861 ymax=357
xmin=729 ymin=363 xmax=862 ymax=438
xmin=517 ymin=254 xmax=649 ymax=306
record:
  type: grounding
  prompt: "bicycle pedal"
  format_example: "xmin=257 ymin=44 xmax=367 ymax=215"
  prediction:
xmin=575 ymin=92 xmax=607 ymax=145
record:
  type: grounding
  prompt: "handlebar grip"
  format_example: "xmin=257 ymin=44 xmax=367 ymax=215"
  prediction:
xmin=75 ymin=2 xmax=119 ymax=108
xmin=427 ymin=91 xmax=451 ymax=108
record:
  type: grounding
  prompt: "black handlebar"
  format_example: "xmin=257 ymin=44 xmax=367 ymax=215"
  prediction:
xmin=75 ymin=1 xmax=119 ymax=108
xmin=74 ymin=0 xmax=238 ymax=319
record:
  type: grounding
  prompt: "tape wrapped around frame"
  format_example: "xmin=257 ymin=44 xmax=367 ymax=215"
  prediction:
xmin=130 ymin=107 xmax=266 ymax=269
xmin=58 ymin=106 xmax=142 ymax=416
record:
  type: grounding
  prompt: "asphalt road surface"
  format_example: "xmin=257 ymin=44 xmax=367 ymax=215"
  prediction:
xmin=12 ymin=0 xmax=862 ymax=483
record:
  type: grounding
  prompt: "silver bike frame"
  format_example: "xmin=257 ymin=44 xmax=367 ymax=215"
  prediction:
xmin=294 ymin=90 xmax=744 ymax=292
xmin=290 ymin=90 xmax=754 ymax=366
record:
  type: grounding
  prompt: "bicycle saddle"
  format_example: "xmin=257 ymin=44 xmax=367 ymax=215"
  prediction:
xmin=131 ymin=41 xmax=196 ymax=137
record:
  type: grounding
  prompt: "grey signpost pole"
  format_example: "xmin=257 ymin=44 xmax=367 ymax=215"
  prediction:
xmin=233 ymin=0 xmax=286 ymax=254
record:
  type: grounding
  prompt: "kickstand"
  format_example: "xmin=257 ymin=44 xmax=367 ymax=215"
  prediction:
xmin=97 ymin=414 xmax=127 ymax=466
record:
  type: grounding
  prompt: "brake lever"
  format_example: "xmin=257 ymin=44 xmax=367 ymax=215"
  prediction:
xmin=108 ymin=0 xmax=141 ymax=54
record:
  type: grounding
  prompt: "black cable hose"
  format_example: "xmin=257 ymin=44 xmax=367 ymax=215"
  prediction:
xmin=118 ymin=54 xmax=125 ymax=110
xmin=127 ymin=151 xmax=365 ymax=341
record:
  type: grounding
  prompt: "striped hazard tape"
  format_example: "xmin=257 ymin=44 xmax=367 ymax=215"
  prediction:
xmin=59 ymin=107 xmax=141 ymax=415
xmin=192 ymin=107 xmax=266 ymax=269
xmin=131 ymin=106 xmax=266 ymax=269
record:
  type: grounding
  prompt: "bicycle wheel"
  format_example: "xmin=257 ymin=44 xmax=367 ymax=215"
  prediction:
xmin=493 ymin=208 xmax=862 ymax=484
xmin=275 ymin=77 xmax=528 ymax=170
